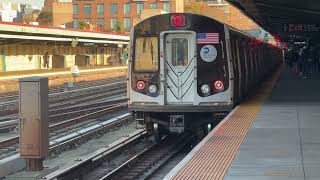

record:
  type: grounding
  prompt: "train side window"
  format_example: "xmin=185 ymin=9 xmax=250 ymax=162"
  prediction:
xmin=134 ymin=36 xmax=159 ymax=72
xmin=171 ymin=38 xmax=188 ymax=66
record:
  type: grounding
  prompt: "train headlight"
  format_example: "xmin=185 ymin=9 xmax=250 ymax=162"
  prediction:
xmin=201 ymin=84 xmax=211 ymax=96
xmin=148 ymin=84 xmax=158 ymax=94
xmin=136 ymin=81 xmax=145 ymax=90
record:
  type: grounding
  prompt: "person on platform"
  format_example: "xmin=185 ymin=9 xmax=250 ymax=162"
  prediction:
xmin=43 ymin=52 xmax=50 ymax=69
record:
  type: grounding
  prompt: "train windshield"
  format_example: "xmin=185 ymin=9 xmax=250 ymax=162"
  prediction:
xmin=134 ymin=36 xmax=158 ymax=72
xmin=171 ymin=38 xmax=188 ymax=66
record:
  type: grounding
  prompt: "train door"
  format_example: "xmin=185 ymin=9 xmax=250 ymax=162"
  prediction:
xmin=164 ymin=33 xmax=196 ymax=104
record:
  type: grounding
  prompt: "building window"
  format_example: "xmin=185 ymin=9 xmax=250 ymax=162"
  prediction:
xmin=110 ymin=4 xmax=118 ymax=14
xmin=137 ymin=3 xmax=144 ymax=14
xmin=123 ymin=4 xmax=130 ymax=14
xmin=73 ymin=18 xmax=79 ymax=28
xmin=163 ymin=3 xmax=171 ymax=12
xmin=124 ymin=18 xmax=131 ymax=30
xmin=73 ymin=4 xmax=78 ymax=15
xmin=97 ymin=4 xmax=104 ymax=14
xmin=110 ymin=18 xmax=118 ymax=29
xmin=84 ymin=18 xmax=91 ymax=24
xmin=84 ymin=4 xmax=91 ymax=14
xmin=150 ymin=3 xmax=157 ymax=10
xmin=98 ymin=18 xmax=104 ymax=29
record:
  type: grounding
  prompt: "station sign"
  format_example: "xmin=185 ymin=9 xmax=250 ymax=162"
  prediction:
xmin=282 ymin=24 xmax=320 ymax=33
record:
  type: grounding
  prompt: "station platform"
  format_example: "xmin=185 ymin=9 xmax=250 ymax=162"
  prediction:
xmin=165 ymin=65 xmax=320 ymax=180
xmin=0 ymin=66 xmax=127 ymax=93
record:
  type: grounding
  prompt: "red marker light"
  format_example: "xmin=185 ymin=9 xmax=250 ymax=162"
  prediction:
xmin=214 ymin=80 xmax=224 ymax=90
xmin=136 ymin=81 xmax=145 ymax=90
xmin=171 ymin=14 xmax=186 ymax=28
xmin=275 ymin=35 xmax=281 ymax=43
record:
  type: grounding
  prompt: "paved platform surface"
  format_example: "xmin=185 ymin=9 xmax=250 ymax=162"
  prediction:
xmin=165 ymin=67 xmax=320 ymax=180
xmin=225 ymin=70 xmax=320 ymax=180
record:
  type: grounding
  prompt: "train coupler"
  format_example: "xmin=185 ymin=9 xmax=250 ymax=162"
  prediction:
xmin=135 ymin=112 xmax=145 ymax=129
xmin=169 ymin=115 xmax=184 ymax=133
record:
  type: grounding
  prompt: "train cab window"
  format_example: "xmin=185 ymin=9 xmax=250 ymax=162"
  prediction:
xmin=134 ymin=37 xmax=158 ymax=72
xmin=171 ymin=38 xmax=188 ymax=66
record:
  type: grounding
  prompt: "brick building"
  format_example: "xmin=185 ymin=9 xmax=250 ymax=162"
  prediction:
xmin=185 ymin=0 xmax=259 ymax=31
xmin=43 ymin=0 xmax=73 ymax=27
xmin=72 ymin=0 xmax=184 ymax=32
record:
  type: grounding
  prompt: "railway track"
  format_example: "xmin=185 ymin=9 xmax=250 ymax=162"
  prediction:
xmin=0 ymin=77 xmax=127 ymax=131
xmin=0 ymin=98 xmax=127 ymax=132
xmin=41 ymin=132 xmax=195 ymax=180
xmin=48 ymin=113 xmax=134 ymax=156
xmin=0 ymin=80 xmax=127 ymax=116
xmin=0 ymin=103 xmax=127 ymax=150
xmin=0 ymin=113 xmax=135 ymax=169
xmin=0 ymin=77 xmax=126 ymax=102
xmin=0 ymin=77 xmax=125 ymax=105
xmin=43 ymin=129 xmax=148 ymax=180
xmin=101 ymin=134 xmax=195 ymax=180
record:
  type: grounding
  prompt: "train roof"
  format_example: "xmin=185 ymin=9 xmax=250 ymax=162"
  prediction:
xmin=135 ymin=13 xmax=280 ymax=48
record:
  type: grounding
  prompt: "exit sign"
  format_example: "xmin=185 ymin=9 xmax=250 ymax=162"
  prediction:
xmin=283 ymin=24 xmax=320 ymax=33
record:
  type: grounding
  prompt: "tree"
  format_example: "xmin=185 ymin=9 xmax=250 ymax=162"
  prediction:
xmin=36 ymin=11 xmax=53 ymax=25
xmin=79 ymin=21 xmax=85 ymax=30
xmin=22 ymin=10 xmax=41 ymax=24
xmin=112 ymin=20 xmax=127 ymax=34
xmin=184 ymin=2 xmax=208 ymax=14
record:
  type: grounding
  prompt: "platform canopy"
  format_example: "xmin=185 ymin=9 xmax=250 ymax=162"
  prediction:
xmin=0 ymin=22 xmax=129 ymax=46
xmin=226 ymin=0 xmax=320 ymax=43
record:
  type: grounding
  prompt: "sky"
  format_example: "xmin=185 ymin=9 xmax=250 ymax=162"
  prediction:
xmin=0 ymin=0 xmax=44 ymax=9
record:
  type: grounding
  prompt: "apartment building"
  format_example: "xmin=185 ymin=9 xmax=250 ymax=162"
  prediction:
xmin=72 ymin=0 xmax=184 ymax=32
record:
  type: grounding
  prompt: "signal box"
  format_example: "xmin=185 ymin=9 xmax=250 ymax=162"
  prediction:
xmin=19 ymin=77 xmax=49 ymax=163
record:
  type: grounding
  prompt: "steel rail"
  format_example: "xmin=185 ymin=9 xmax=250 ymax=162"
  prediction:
xmin=100 ymin=134 xmax=195 ymax=180
xmin=0 ymin=103 xmax=127 ymax=149
xmin=0 ymin=80 xmax=126 ymax=107
xmin=0 ymin=98 xmax=128 ymax=131
xmin=43 ymin=129 xmax=147 ymax=180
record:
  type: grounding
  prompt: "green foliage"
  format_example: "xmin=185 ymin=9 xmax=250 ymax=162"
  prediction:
xmin=112 ymin=20 xmax=127 ymax=34
xmin=184 ymin=2 xmax=208 ymax=14
xmin=79 ymin=21 xmax=85 ymax=30
xmin=36 ymin=11 xmax=53 ymax=25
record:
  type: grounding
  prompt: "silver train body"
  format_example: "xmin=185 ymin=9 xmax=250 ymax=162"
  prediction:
xmin=128 ymin=13 xmax=282 ymax=134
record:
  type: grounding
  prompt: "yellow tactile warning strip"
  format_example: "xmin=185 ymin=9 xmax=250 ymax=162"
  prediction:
xmin=168 ymin=65 xmax=284 ymax=180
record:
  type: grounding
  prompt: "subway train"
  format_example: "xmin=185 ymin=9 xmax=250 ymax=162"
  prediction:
xmin=128 ymin=13 xmax=283 ymax=140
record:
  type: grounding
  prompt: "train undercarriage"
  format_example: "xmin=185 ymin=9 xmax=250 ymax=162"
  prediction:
xmin=135 ymin=111 xmax=228 ymax=142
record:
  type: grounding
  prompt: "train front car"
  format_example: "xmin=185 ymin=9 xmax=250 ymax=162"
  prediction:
xmin=129 ymin=13 xmax=233 ymax=140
